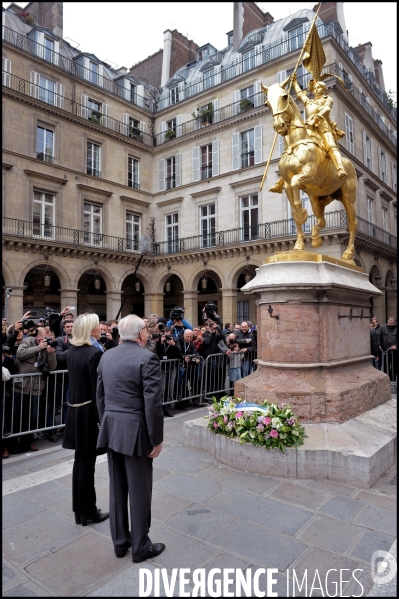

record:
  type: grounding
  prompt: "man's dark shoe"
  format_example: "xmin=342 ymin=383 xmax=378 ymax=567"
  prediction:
xmin=115 ymin=532 xmax=132 ymax=558
xmin=133 ymin=543 xmax=165 ymax=563
xmin=48 ymin=432 xmax=58 ymax=442
xmin=29 ymin=443 xmax=39 ymax=452
xmin=163 ymin=409 xmax=174 ymax=417
xmin=80 ymin=509 xmax=109 ymax=526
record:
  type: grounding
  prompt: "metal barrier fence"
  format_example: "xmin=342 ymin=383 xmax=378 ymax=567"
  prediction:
xmin=2 ymin=370 xmax=68 ymax=440
xmin=381 ymin=349 xmax=397 ymax=394
xmin=2 ymin=352 xmax=258 ymax=438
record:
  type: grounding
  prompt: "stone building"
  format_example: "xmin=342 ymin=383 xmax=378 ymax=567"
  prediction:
xmin=2 ymin=1 xmax=397 ymax=328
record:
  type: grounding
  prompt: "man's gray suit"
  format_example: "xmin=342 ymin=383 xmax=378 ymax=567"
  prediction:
xmin=96 ymin=340 xmax=163 ymax=560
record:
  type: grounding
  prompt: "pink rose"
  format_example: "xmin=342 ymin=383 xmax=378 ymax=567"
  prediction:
xmin=270 ymin=429 xmax=279 ymax=438
xmin=214 ymin=422 xmax=219 ymax=429
xmin=235 ymin=412 xmax=243 ymax=419
xmin=224 ymin=416 xmax=228 ymax=423
xmin=263 ymin=417 xmax=271 ymax=425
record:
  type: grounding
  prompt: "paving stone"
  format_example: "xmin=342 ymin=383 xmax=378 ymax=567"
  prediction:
xmin=154 ymin=474 xmax=221 ymax=502
xmin=152 ymin=490 xmax=193 ymax=521
xmin=220 ymin=472 xmax=280 ymax=495
xmin=3 ymin=584 xmax=37 ymax=597
xmin=2 ymin=564 xmax=16 ymax=585
xmin=3 ymin=511 xmax=85 ymax=566
xmin=1 ymin=559 xmax=29 ymax=591
xmin=206 ymin=488 xmax=313 ymax=535
xmin=165 ymin=502 xmax=234 ymax=540
xmin=52 ymin=473 xmax=72 ymax=487
xmin=167 ymin=445 xmax=214 ymax=462
xmin=297 ymin=515 xmax=363 ymax=554
xmin=343 ymin=567 xmax=375 ymax=597
xmin=144 ymin=521 xmax=219 ymax=570
xmin=353 ymin=504 xmax=397 ymax=535
xmin=350 ymin=530 xmax=396 ymax=563
xmin=153 ymin=453 xmax=208 ymax=474
xmin=289 ymin=547 xmax=365 ymax=595
xmin=196 ymin=465 xmax=233 ymax=482
xmin=353 ymin=490 xmax=397 ymax=510
xmin=207 ymin=518 xmax=307 ymax=571
xmin=305 ymin=480 xmax=357 ymax=497
xmin=25 ymin=533 xmax=126 ymax=596
xmin=2 ymin=495 xmax=46 ymax=530
xmin=17 ymin=480 xmax=69 ymax=506
xmin=270 ymin=482 xmax=328 ymax=509
xmin=153 ymin=467 xmax=173 ymax=482
xmin=47 ymin=499 xmax=76 ymax=523
xmin=203 ymin=552 xmax=250 ymax=576
xmin=318 ymin=496 xmax=364 ymax=521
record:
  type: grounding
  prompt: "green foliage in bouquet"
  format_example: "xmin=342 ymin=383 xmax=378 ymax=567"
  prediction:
xmin=206 ymin=396 xmax=307 ymax=452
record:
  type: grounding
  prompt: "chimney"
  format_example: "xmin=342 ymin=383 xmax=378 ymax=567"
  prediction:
xmin=117 ymin=66 xmax=128 ymax=75
xmin=161 ymin=29 xmax=173 ymax=87
xmin=313 ymin=2 xmax=347 ymax=40
xmin=373 ymin=59 xmax=385 ymax=92
xmin=357 ymin=42 xmax=374 ymax=71
xmin=233 ymin=2 xmax=244 ymax=51
xmin=24 ymin=2 xmax=63 ymax=38
xmin=233 ymin=2 xmax=274 ymax=51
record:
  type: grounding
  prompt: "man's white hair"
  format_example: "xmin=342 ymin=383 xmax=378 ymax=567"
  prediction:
xmin=118 ymin=314 xmax=145 ymax=341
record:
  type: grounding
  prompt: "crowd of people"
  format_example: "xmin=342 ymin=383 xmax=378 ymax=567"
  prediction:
xmin=370 ymin=316 xmax=397 ymax=381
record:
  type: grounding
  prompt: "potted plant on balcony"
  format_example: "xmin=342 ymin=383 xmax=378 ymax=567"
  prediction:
xmin=89 ymin=111 xmax=102 ymax=124
xmin=239 ymin=98 xmax=254 ymax=112
xmin=129 ymin=127 xmax=144 ymax=142
xmin=164 ymin=128 xmax=176 ymax=141
xmin=192 ymin=104 xmax=214 ymax=126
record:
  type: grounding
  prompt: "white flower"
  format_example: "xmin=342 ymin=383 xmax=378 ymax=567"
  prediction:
xmin=271 ymin=417 xmax=282 ymax=430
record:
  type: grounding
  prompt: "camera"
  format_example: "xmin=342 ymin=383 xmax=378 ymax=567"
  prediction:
xmin=170 ymin=306 xmax=185 ymax=321
xmin=44 ymin=337 xmax=58 ymax=348
xmin=45 ymin=306 xmax=60 ymax=317
xmin=21 ymin=318 xmax=36 ymax=329
xmin=164 ymin=334 xmax=173 ymax=341
xmin=158 ymin=323 xmax=164 ymax=331
xmin=2 ymin=344 xmax=17 ymax=356
xmin=152 ymin=332 xmax=161 ymax=340
xmin=111 ymin=326 xmax=119 ymax=339
xmin=99 ymin=333 xmax=107 ymax=345
xmin=184 ymin=353 xmax=197 ymax=363
xmin=204 ymin=301 xmax=217 ymax=314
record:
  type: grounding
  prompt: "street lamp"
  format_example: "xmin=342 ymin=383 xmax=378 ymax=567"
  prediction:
xmin=43 ymin=256 xmax=51 ymax=290
xmin=93 ymin=261 xmax=101 ymax=292
xmin=165 ymin=265 xmax=171 ymax=293
xmin=244 ymin=255 xmax=252 ymax=284
xmin=201 ymin=261 xmax=208 ymax=290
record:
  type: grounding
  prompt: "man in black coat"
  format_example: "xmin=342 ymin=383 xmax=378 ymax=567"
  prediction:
xmin=378 ymin=316 xmax=397 ymax=382
xmin=96 ymin=315 xmax=165 ymax=563
xmin=234 ymin=321 xmax=257 ymax=377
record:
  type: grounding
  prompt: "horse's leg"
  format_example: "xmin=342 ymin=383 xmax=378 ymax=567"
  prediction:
xmin=308 ymin=195 xmax=326 ymax=248
xmin=285 ymin=185 xmax=305 ymax=250
xmin=338 ymin=174 xmax=357 ymax=261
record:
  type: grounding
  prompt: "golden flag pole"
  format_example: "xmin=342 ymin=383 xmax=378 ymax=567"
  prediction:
xmin=260 ymin=3 xmax=324 ymax=192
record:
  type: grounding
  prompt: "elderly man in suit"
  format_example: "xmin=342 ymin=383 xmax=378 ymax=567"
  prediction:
xmin=96 ymin=314 xmax=165 ymax=563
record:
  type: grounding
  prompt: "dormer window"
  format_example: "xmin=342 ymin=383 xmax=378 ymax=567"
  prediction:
xmin=170 ymin=86 xmax=179 ymax=105
xmin=90 ymin=61 xmax=99 ymax=85
xmin=197 ymin=48 xmax=208 ymax=61
xmin=227 ymin=31 xmax=233 ymax=46
xmin=44 ymin=37 xmax=54 ymax=62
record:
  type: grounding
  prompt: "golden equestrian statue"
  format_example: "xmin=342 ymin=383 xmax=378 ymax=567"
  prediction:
xmin=260 ymin=5 xmax=357 ymax=263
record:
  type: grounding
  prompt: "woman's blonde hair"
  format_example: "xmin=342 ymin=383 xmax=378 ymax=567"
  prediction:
xmin=69 ymin=313 xmax=99 ymax=347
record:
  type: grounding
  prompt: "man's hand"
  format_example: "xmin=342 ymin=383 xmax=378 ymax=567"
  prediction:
xmin=61 ymin=307 xmax=70 ymax=316
xmin=14 ymin=320 xmax=23 ymax=331
xmin=148 ymin=442 xmax=162 ymax=458
xmin=21 ymin=311 xmax=32 ymax=320
xmin=46 ymin=346 xmax=55 ymax=354
xmin=38 ymin=340 xmax=48 ymax=350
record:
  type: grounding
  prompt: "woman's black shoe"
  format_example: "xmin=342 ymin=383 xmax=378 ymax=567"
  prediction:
xmin=80 ymin=509 xmax=109 ymax=526
xmin=74 ymin=513 xmax=81 ymax=525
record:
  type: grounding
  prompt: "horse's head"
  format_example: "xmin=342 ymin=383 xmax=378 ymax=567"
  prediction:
xmin=262 ymin=80 xmax=298 ymax=137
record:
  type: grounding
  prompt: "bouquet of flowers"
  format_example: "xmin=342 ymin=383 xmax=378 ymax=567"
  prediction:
xmin=206 ymin=396 xmax=307 ymax=452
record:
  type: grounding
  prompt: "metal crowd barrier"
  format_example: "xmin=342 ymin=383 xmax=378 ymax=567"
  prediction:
xmin=381 ymin=349 xmax=397 ymax=394
xmin=2 ymin=351 xmax=258 ymax=439
xmin=2 ymin=370 xmax=68 ymax=439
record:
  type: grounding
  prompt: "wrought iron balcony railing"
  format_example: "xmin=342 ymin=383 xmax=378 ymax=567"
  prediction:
xmin=2 ymin=25 xmax=150 ymax=112
xmin=2 ymin=72 xmax=153 ymax=146
xmin=3 ymin=211 xmax=396 ymax=257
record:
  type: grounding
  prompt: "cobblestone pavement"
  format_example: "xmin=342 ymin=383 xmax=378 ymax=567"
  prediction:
xmin=2 ymin=407 xmax=397 ymax=597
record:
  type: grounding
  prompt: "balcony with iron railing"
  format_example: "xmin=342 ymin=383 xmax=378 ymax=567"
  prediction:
xmin=4 ymin=211 xmax=395 ymax=258
xmin=2 ymin=72 xmax=153 ymax=146
xmin=2 ymin=25 xmax=150 ymax=112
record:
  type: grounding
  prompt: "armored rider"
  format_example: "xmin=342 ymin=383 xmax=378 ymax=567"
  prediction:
xmin=270 ymin=73 xmax=346 ymax=193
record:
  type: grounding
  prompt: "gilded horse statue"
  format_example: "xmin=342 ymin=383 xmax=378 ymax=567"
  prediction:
xmin=262 ymin=78 xmax=357 ymax=262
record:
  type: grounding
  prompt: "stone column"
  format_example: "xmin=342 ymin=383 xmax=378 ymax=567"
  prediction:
xmin=220 ymin=288 xmax=238 ymax=325
xmin=182 ymin=290 xmax=198 ymax=327
xmin=4 ymin=286 xmax=25 ymax=327
xmin=105 ymin=291 xmax=123 ymax=321
xmin=59 ymin=288 xmax=79 ymax=314
xmin=143 ymin=293 xmax=164 ymax=320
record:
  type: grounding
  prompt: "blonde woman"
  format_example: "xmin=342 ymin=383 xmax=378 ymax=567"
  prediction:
xmin=62 ymin=313 xmax=109 ymax=526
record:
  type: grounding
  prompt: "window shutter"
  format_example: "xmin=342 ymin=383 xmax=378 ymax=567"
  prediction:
xmin=137 ymin=84 xmax=145 ymax=107
xmin=345 ymin=113 xmax=353 ymax=153
xmin=139 ymin=121 xmax=147 ymax=139
xmin=81 ymin=94 xmax=88 ymax=119
xmin=175 ymin=153 xmax=181 ymax=187
xmin=232 ymin=90 xmax=240 ymax=116
xmin=192 ymin=146 xmax=200 ymax=182
xmin=101 ymin=104 xmax=109 ymax=128
xmin=2 ymin=57 xmax=11 ymax=86
xmin=212 ymin=140 xmax=219 ymax=177
xmin=378 ymin=148 xmax=383 ymax=180
xmin=362 ymin=130 xmax=367 ymax=165
xmin=232 ymin=133 xmax=240 ymax=170
xmin=178 ymin=81 xmax=185 ymax=102
xmin=123 ymin=113 xmax=129 ymax=136
xmin=254 ymin=125 xmax=262 ymax=164
xmin=161 ymin=121 xmax=167 ymax=143
xmin=158 ymin=159 xmax=166 ymax=191
xmin=214 ymin=64 xmax=221 ymax=86
xmin=255 ymin=43 xmax=263 ymax=67
xmin=36 ymin=31 xmax=45 ymax=59
xmin=55 ymin=82 xmax=64 ymax=109
xmin=212 ymin=99 xmax=219 ymax=123
xmin=370 ymin=138 xmax=374 ymax=173
xmin=30 ymin=71 xmax=39 ymax=99
xmin=254 ymin=80 xmax=261 ymax=107
xmin=176 ymin=115 xmax=182 ymax=137
xmin=277 ymin=70 xmax=287 ymax=84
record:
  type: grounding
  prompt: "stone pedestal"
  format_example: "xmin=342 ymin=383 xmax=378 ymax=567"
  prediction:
xmin=236 ymin=257 xmax=391 ymax=423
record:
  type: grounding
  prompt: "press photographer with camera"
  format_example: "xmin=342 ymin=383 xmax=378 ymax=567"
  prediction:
xmin=202 ymin=301 xmax=223 ymax=329
xmin=12 ymin=326 xmax=57 ymax=452
xmin=154 ymin=326 xmax=183 ymax=417
xmin=175 ymin=329 xmax=201 ymax=407
xmin=166 ymin=307 xmax=193 ymax=339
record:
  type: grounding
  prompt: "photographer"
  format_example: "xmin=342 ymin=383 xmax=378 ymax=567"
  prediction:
xmin=234 ymin=321 xmax=257 ymax=377
xmin=98 ymin=321 xmax=118 ymax=351
xmin=202 ymin=302 xmax=223 ymax=329
xmin=13 ymin=326 xmax=57 ymax=452
xmin=47 ymin=306 xmax=75 ymax=338
xmin=176 ymin=329 xmax=201 ymax=407
xmin=167 ymin=307 xmax=193 ymax=339
xmin=155 ymin=327 xmax=183 ymax=417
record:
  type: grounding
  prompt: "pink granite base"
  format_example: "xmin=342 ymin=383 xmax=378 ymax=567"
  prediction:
xmin=234 ymin=361 xmax=391 ymax=424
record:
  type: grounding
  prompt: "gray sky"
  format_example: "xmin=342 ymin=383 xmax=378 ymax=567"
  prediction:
xmin=2 ymin=2 xmax=397 ymax=97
